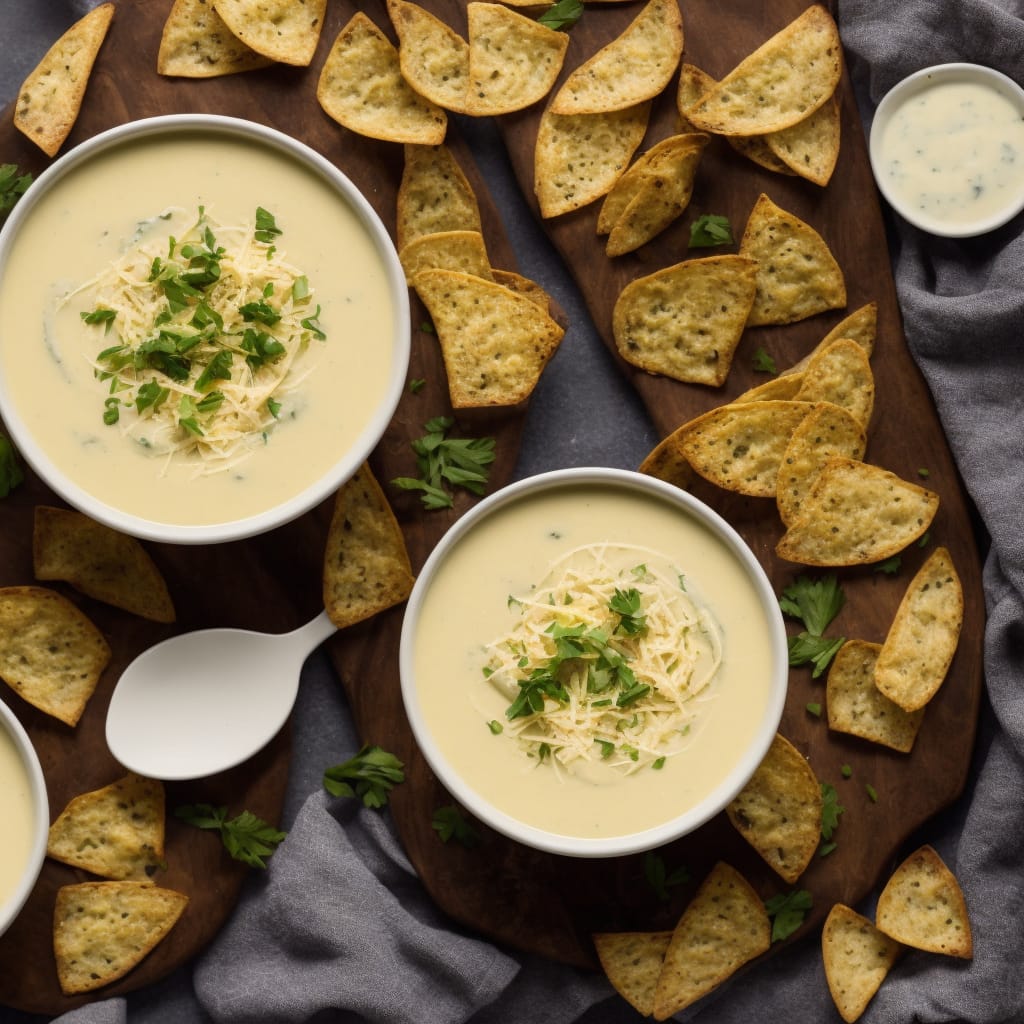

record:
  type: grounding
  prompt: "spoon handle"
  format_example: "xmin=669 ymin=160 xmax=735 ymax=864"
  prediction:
xmin=290 ymin=608 xmax=339 ymax=653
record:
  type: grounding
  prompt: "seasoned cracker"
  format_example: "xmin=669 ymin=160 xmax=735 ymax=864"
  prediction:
xmin=397 ymin=144 xmax=482 ymax=251
xmin=388 ymin=0 xmax=471 ymax=114
xmin=638 ymin=434 xmax=695 ymax=490
xmin=794 ymin=339 xmax=875 ymax=428
xmin=593 ymin=931 xmax=673 ymax=1017
xmin=212 ymin=0 xmax=325 ymax=65
xmin=785 ymin=302 xmax=878 ymax=376
xmin=398 ymin=229 xmax=493 ymax=284
xmin=765 ymin=93 xmax=841 ymax=186
xmin=822 ymin=903 xmax=902 ymax=1023
xmin=157 ymin=0 xmax=272 ymax=77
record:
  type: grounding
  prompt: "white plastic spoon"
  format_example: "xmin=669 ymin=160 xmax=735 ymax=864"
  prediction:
xmin=105 ymin=610 xmax=338 ymax=780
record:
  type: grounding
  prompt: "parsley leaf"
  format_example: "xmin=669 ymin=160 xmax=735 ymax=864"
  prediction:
xmin=765 ymin=889 xmax=812 ymax=942
xmin=689 ymin=213 xmax=733 ymax=248
xmin=323 ymin=744 xmax=405 ymax=809
xmin=874 ymin=555 xmax=902 ymax=575
xmin=175 ymin=804 xmax=286 ymax=869
xmin=779 ymin=574 xmax=844 ymax=636
xmin=644 ymin=851 xmax=689 ymax=903
xmin=788 ymin=633 xmax=846 ymax=679
xmin=0 ymin=164 xmax=32 ymax=219
xmin=609 ymin=587 xmax=647 ymax=636
xmin=820 ymin=781 xmax=844 ymax=842
xmin=432 ymin=805 xmax=481 ymax=848
xmin=254 ymin=206 xmax=283 ymax=244
xmin=0 ymin=434 xmax=24 ymax=497
xmin=537 ymin=0 xmax=583 ymax=30
xmin=752 ymin=346 xmax=778 ymax=374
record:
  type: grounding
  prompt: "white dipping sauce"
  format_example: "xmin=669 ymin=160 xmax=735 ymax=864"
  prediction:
xmin=872 ymin=66 xmax=1024 ymax=235
xmin=0 ymin=724 xmax=36 ymax=911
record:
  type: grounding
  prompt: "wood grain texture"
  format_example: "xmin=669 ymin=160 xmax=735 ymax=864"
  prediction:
xmin=0 ymin=0 xmax=984 ymax=1013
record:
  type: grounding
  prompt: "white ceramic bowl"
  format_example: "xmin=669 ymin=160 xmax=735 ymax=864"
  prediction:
xmin=0 ymin=114 xmax=409 ymax=544
xmin=869 ymin=62 xmax=1024 ymax=237
xmin=399 ymin=468 xmax=788 ymax=858
xmin=0 ymin=698 xmax=48 ymax=939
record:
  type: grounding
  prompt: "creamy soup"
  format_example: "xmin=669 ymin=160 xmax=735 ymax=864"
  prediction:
xmin=0 ymin=128 xmax=398 ymax=528
xmin=409 ymin=483 xmax=780 ymax=841
xmin=874 ymin=73 xmax=1024 ymax=232
xmin=0 ymin=721 xmax=37 ymax=912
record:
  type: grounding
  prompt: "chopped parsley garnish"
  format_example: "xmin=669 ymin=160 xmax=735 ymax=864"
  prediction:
xmin=765 ymin=889 xmax=812 ymax=942
xmin=752 ymin=346 xmax=778 ymax=374
xmin=779 ymin=574 xmax=846 ymax=678
xmin=874 ymin=555 xmax=902 ymax=575
xmin=254 ymin=206 xmax=282 ymax=244
xmin=865 ymin=783 xmax=878 ymax=803
xmin=408 ymin=377 xmax=426 ymax=394
xmin=175 ymin=803 xmax=286 ymax=869
xmin=432 ymin=805 xmax=481 ymax=848
xmin=537 ymin=0 xmax=583 ymax=30
xmin=644 ymin=851 xmax=689 ymax=903
xmin=688 ymin=213 xmax=733 ymax=248
xmin=0 ymin=164 xmax=32 ymax=220
xmin=820 ymin=781 xmax=844 ymax=855
xmin=323 ymin=744 xmax=405 ymax=809
xmin=0 ymin=434 xmax=24 ymax=497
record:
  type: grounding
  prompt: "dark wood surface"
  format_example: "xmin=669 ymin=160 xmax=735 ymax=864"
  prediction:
xmin=0 ymin=0 xmax=984 ymax=1013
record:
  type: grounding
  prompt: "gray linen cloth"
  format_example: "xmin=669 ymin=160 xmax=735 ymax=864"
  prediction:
xmin=3 ymin=0 xmax=1024 ymax=1021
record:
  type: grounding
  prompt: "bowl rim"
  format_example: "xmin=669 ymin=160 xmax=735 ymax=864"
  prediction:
xmin=398 ymin=466 xmax=788 ymax=859
xmin=0 ymin=113 xmax=410 ymax=545
xmin=868 ymin=61 xmax=1024 ymax=238
xmin=0 ymin=698 xmax=49 ymax=939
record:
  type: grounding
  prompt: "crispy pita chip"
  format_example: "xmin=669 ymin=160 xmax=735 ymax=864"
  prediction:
xmin=686 ymin=4 xmax=842 ymax=136
xmin=316 ymin=13 xmax=446 ymax=144
xmin=793 ymin=339 xmax=874 ymax=428
xmin=785 ymin=302 xmax=878 ymax=376
xmin=593 ymin=931 xmax=673 ymax=1016
xmin=598 ymin=133 xmax=708 ymax=256
xmin=740 ymin=193 xmax=847 ymax=326
xmin=157 ymin=0 xmax=273 ymax=78
xmin=33 ymin=506 xmax=176 ymax=623
xmin=874 ymin=546 xmax=963 ymax=712
xmin=14 ymin=3 xmax=114 ymax=157
xmin=638 ymin=434 xmax=695 ymax=490
xmin=652 ymin=861 xmax=771 ymax=1020
xmin=413 ymin=269 xmax=565 ymax=407
xmin=0 ymin=586 xmax=110 ymax=726
xmin=764 ymin=93 xmax=841 ymax=186
xmin=822 ymin=903 xmax=902 ymax=1023
xmin=397 ymin=144 xmax=482 ymax=251
xmin=726 ymin=733 xmax=823 ymax=883
xmin=875 ymin=845 xmax=972 ymax=958
xmin=53 ymin=881 xmax=189 ymax=994
xmin=534 ymin=103 xmax=651 ymax=218
xmin=465 ymin=2 xmax=568 ymax=115
xmin=389 ymin=0 xmax=472 ymax=113
xmin=212 ymin=0 xmax=325 ymax=65
xmin=776 ymin=458 xmax=939 ymax=566
xmin=399 ymin=229 xmax=493 ymax=284
xmin=612 ymin=255 xmax=758 ymax=386
xmin=776 ymin=401 xmax=867 ymax=527
xmin=826 ymin=639 xmax=925 ymax=753
xmin=490 ymin=268 xmax=551 ymax=312
xmin=734 ymin=372 xmax=806 ymax=403
xmin=322 ymin=463 xmax=415 ymax=630
xmin=47 ymin=773 xmax=165 ymax=881
xmin=678 ymin=400 xmax=813 ymax=497
xmin=550 ymin=0 xmax=683 ymax=115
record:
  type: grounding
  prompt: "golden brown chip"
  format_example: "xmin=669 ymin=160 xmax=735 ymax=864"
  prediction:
xmin=396 ymin=144 xmax=482 ymax=251
xmin=678 ymin=401 xmax=813 ymax=498
xmin=874 ymin=547 xmax=963 ymax=712
xmin=157 ymin=0 xmax=273 ymax=78
xmin=534 ymin=103 xmax=652 ymax=219
xmin=316 ymin=12 xmax=447 ymax=144
xmin=776 ymin=401 xmax=867 ymax=526
xmin=793 ymin=339 xmax=875 ymax=428
xmin=825 ymin=639 xmax=925 ymax=753
xmin=776 ymin=458 xmax=939 ymax=566
xmin=822 ymin=903 xmax=902 ymax=1023
xmin=740 ymin=193 xmax=847 ymax=326
xmin=465 ymin=2 xmax=568 ymax=116
xmin=592 ymin=931 xmax=673 ymax=1017
xmin=686 ymin=4 xmax=842 ymax=136
xmin=652 ymin=861 xmax=771 ymax=1020
xmin=322 ymin=463 xmax=415 ymax=630
xmin=598 ymin=133 xmax=708 ymax=256
xmin=212 ymin=0 xmax=325 ymax=65
xmin=389 ymin=0 xmax=471 ymax=113
xmin=638 ymin=434 xmax=695 ymax=490
xmin=726 ymin=733 xmax=823 ymax=883
xmin=14 ymin=3 xmax=115 ymax=157
xmin=785 ymin=302 xmax=878 ymax=376
xmin=875 ymin=845 xmax=972 ymax=958
xmin=549 ymin=0 xmax=683 ymax=115
xmin=53 ymin=881 xmax=189 ymax=994
xmin=47 ymin=774 xmax=165 ymax=881
xmin=398 ymin=229 xmax=493 ymax=284
xmin=612 ymin=254 xmax=758 ymax=386
xmin=412 ymin=269 xmax=565 ymax=407
xmin=764 ymin=93 xmax=841 ymax=186
xmin=33 ymin=506 xmax=176 ymax=623
xmin=0 ymin=586 xmax=111 ymax=727
xmin=734 ymin=372 xmax=806 ymax=403
xmin=490 ymin=269 xmax=551 ymax=312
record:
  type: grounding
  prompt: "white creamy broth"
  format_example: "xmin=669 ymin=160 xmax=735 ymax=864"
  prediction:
xmin=0 ymin=131 xmax=396 ymax=527
xmin=412 ymin=485 xmax=776 ymax=840
xmin=0 ymin=724 xmax=36 ymax=909
xmin=877 ymin=76 xmax=1024 ymax=230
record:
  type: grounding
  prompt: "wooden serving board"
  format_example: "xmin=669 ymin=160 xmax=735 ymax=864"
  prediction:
xmin=0 ymin=0 xmax=984 ymax=1013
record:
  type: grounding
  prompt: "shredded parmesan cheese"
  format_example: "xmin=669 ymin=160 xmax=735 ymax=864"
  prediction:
xmin=68 ymin=206 xmax=324 ymax=475
xmin=483 ymin=543 xmax=723 ymax=777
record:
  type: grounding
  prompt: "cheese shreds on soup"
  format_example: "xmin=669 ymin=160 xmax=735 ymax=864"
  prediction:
xmin=0 ymin=132 xmax=395 ymax=527
xmin=411 ymin=485 xmax=776 ymax=840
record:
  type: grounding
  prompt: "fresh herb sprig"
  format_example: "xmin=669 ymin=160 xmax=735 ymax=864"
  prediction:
xmin=432 ymin=805 xmax=481 ymax=848
xmin=644 ymin=851 xmax=689 ymax=903
xmin=819 ymin=781 xmax=844 ymax=856
xmin=537 ymin=0 xmax=583 ymax=30
xmin=779 ymin=574 xmax=846 ymax=678
xmin=175 ymin=804 xmax=286 ymax=869
xmin=0 ymin=434 xmax=24 ymax=497
xmin=323 ymin=745 xmax=405 ymax=809
xmin=689 ymin=213 xmax=733 ymax=248
xmin=392 ymin=416 xmax=495 ymax=510
xmin=765 ymin=889 xmax=813 ymax=942
xmin=0 ymin=164 xmax=32 ymax=219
